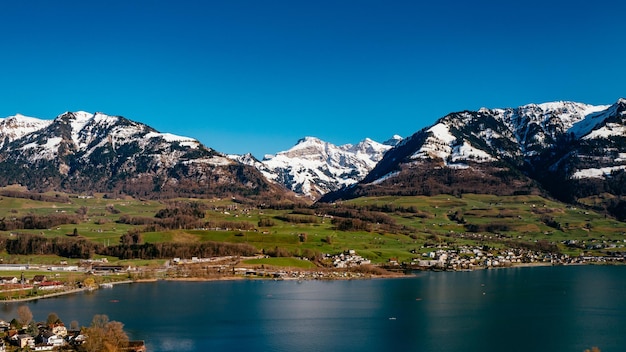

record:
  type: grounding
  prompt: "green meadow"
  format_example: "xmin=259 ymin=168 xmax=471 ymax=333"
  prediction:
xmin=0 ymin=191 xmax=624 ymax=266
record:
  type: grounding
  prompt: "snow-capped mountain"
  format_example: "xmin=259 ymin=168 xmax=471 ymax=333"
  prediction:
xmin=321 ymin=99 xmax=626 ymax=219
xmin=233 ymin=136 xmax=402 ymax=199
xmin=0 ymin=114 xmax=53 ymax=149
xmin=0 ymin=111 xmax=277 ymax=198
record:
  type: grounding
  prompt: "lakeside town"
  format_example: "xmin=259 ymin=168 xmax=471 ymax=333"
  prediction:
xmin=0 ymin=238 xmax=623 ymax=295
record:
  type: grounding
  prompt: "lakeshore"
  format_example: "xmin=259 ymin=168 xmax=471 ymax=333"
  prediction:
xmin=5 ymin=265 xmax=624 ymax=352
xmin=0 ymin=240 xmax=623 ymax=304
xmin=0 ymin=258 xmax=608 ymax=304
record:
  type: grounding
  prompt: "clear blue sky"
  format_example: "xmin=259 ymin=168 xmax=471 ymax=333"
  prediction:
xmin=1 ymin=0 xmax=624 ymax=158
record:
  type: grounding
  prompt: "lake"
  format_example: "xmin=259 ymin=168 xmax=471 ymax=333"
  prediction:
xmin=3 ymin=265 xmax=625 ymax=352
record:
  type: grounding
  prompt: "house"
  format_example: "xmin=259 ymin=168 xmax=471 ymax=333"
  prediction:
xmin=37 ymin=281 xmax=64 ymax=290
xmin=67 ymin=333 xmax=87 ymax=347
xmin=35 ymin=330 xmax=66 ymax=350
xmin=32 ymin=275 xmax=47 ymax=284
xmin=0 ymin=320 xmax=10 ymax=332
xmin=127 ymin=340 xmax=147 ymax=352
xmin=45 ymin=335 xmax=65 ymax=347
xmin=0 ymin=264 xmax=28 ymax=271
xmin=13 ymin=334 xmax=35 ymax=348
xmin=0 ymin=277 xmax=18 ymax=284
xmin=92 ymin=265 xmax=125 ymax=273
xmin=51 ymin=324 xmax=67 ymax=337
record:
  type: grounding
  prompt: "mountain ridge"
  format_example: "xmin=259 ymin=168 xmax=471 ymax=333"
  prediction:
xmin=2 ymin=99 xmax=626 ymax=219
xmin=0 ymin=111 xmax=281 ymax=199
xmin=231 ymin=135 xmax=402 ymax=199
xmin=321 ymin=98 xmax=626 ymax=219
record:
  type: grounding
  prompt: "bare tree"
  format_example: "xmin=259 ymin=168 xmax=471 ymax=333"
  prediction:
xmin=17 ymin=305 xmax=32 ymax=327
xmin=47 ymin=312 xmax=61 ymax=325
xmin=82 ymin=314 xmax=129 ymax=352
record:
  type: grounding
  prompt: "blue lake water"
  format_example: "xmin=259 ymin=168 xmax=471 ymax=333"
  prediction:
xmin=3 ymin=265 xmax=625 ymax=352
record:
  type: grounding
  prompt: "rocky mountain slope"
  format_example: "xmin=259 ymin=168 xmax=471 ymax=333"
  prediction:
xmin=320 ymin=99 xmax=626 ymax=219
xmin=231 ymin=135 xmax=402 ymax=199
xmin=0 ymin=112 xmax=279 ymax=199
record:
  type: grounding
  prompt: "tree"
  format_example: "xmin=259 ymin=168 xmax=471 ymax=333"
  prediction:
xmin=25 ymin=322 xmax=38 ymax=336
xmin=120 ymin=229 xmax=143 ymax=245
xmin=81 ymin=314 xmax=129 ymax=352
xmin=47 ymin=312 xmax=62 ymax=325
xmin=76 ymin=206 xmax=88 ymax=217
xmin=83 ymin=277 xmax=97 ymax=290
xmin=17 ymin=305 xmax=32 ymax=327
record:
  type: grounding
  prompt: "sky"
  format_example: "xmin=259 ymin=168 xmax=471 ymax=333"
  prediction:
xmin=1 ymin=0 xmax=625 ymax=159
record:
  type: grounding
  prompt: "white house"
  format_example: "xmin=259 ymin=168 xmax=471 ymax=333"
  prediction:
xmin=51 ymin=324 xmax=68 ymax=337
xmin=0 ymin=277 xmax=18 ymax=284
xmin=14 ymin=334 xmax=35 ymax=348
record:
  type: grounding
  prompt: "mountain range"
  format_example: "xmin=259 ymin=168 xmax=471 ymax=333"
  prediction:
xmin=1 ymin=98 xmax=626 ymax=218
xmin=0 ymin=112 xmax=280 ymax=199
xmin=230 ymin=135 xmax=402 ymax=199
xmin=321 ymin=98 xmax=626 ymax=219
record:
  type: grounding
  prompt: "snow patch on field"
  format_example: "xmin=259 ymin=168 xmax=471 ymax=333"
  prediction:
xmin=571 ymin=165 xmax=626 ymax=179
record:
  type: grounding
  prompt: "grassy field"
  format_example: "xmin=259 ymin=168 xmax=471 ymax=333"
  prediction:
xmin=0 ymin=191 xmax=625 ymax=266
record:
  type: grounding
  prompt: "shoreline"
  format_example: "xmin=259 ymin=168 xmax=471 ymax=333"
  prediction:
xmin=0 ymin=261 xmax=615 ymax=303
xmin=2 ymin=287 xmax=88 ymax=303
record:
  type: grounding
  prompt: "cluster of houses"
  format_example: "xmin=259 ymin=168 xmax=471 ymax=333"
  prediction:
xmin=236 ymin=267 xmax=372 ymax=280
xmin=562 ymin=238 xmax=626 ymax=251
xmin=0 ymin=274 xmax=66 ymax=293
xmin=0 ymin=320 xmax=146 ymax=351
xmin=409 ymin=244 xmax=624 ymax=271
xmin=0 ymin=320 xmax=81 ymax=351
xmin=326 ymin=250 xmax=372 ymax=268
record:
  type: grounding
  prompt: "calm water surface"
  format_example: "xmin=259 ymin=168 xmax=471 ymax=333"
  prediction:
xmin=3 ymin=265 xmax=625 ymax=352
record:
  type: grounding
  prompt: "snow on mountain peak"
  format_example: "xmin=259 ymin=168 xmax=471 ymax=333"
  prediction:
xmin=295 ymin=136 xmax=323 ymax=146
xmin=64 ymin=111 xmax=94 ymax=127
xmin=350 ymin=137 xmax=393 ymax=160
xmin=0 ymin=114 xmax=52 ymax=148
xmin=145 ymin=132 xmax=200 ymax=149
xmin=384 ymin=135 xmax=403 ymax=146
xmin=257 ymin=135 xmax=397 ymax=198
xmin=410 ymin=123 xmax=456 ymax=161
xmin=567 ymin=103 xmax=618 ymax=139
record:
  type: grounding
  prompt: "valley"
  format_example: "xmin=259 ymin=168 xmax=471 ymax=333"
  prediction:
xmin=0 ymin=188 xmax=623 ymax=287
xmin=1 ymin=98 xmax=626 ymax=286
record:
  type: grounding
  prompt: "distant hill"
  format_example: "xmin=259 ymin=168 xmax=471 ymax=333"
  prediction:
xmin=320 ymin=99 xmax=626 ymax=220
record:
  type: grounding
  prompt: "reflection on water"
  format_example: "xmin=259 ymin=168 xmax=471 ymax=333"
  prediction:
xmin=2 ymin=265 xmax=625 ymax=352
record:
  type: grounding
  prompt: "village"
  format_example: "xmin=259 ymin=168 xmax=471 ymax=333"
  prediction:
xmin=406 ymin=239 xmax=626 ymax=271
xmin=0 ymin=322 xmax=146 ymax=352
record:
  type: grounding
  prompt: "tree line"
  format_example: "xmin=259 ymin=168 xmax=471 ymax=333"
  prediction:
xmin=3 ymin=233 xmax=257 ymax=260
xmin=0 ymin=214 xmax=81 ymax=231
xmin=0 ymin=189 xmax=70 ymax=203
xmin=104 ymin=241 xmax=257 ymax=260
